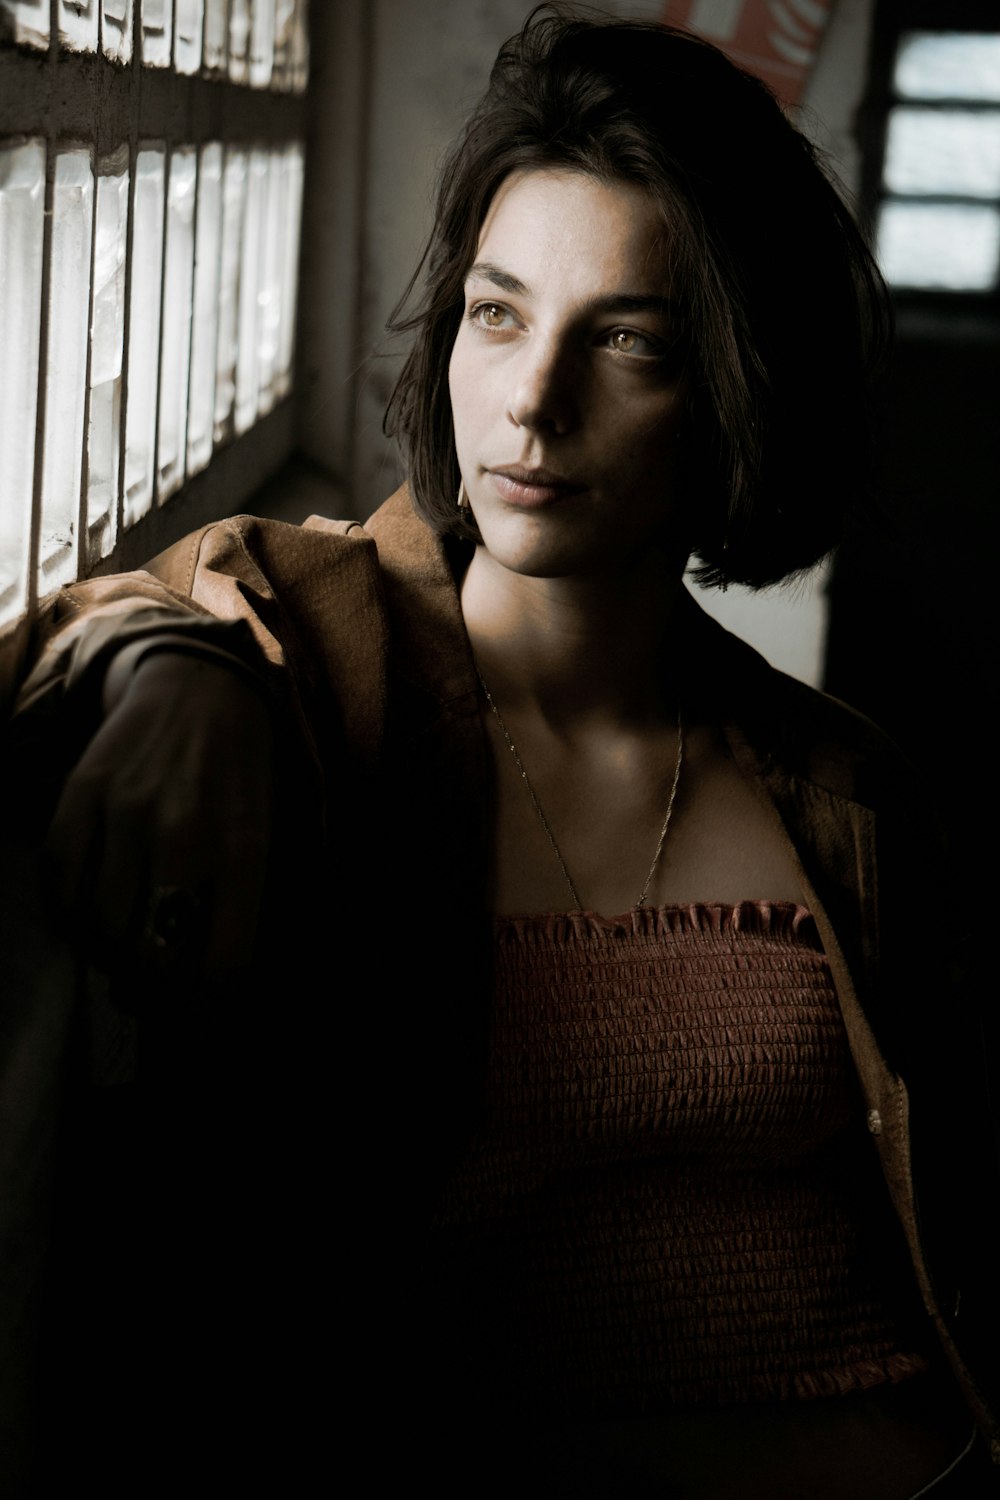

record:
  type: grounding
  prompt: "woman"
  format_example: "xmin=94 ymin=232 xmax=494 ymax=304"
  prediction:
xmin=6 ymin=7 xmax=998 ymax=1496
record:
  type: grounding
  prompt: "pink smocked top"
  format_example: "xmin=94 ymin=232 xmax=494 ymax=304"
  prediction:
xmin=433 ymin=901 xmax=930 ymax=1420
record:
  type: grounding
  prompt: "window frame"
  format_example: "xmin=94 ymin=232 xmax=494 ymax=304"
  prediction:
xmin=0 ymin=2 xmax=308 ymax=694
xmin=859 ymin=0 xmax=1000 ymax=324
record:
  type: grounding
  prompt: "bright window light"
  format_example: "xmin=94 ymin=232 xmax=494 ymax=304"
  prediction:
xmin=142 ymin=0 xmax=173 ymax=67
xmin=101 ymin=0 xmax=133 ymax=62
xmin=256 ymin=152 xmax=284 ymax=414
xmin=87 ymin=151 xmax=129 ymax=568
xmin=878 ymin=200 xmax=1000 ymax=291
xmin=187 ymin=143 xmax=222 ymax=475
xmin=228 ymin=0 xmax=250 ymax=84
xmin=290 ymin=0 xmax=307 ymax=91
xmin=157 ymin=148 xmax=196 ymax=501
xmin=0 ymin=140 xmax=45 ymax=627
xmin=272 ymin=0 xmax=294 ymax=89
xmin=123 ymin=148 xmax=165 ymax=529
xmin=203 ymin=0 xmax=227 ymax=72
xmin=174 ymin=0 xmax=203 ymax=74
xmin=235 ymin=150 xmax=267 ymax=434
xmin=275 ymin=142 xmax=303 ymax=399
xmin=249 ymin=0 xmax=275 ymax=88
xmin=1 ymin=1 xmax=49 ymax=48
xmin=214 ymin=149 xmax=246 ymax=442
xmin=39 ymin=150 xmax=94 ymax=594
xmin=884 ymin=108 xmax=1000 ymax=199
xmin=895 ymin=33 xmax=1000 ymax=103
xmin=58 ymin=0 xmax=99 ymax=50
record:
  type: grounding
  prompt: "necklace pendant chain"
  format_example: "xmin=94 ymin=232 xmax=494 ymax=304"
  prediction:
xmin=475 ymin=666 xmax=683 ymax=913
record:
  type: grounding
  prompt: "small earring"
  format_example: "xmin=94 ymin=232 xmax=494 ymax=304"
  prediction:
xmin=457 ymin=478 xmax=471 ymax=511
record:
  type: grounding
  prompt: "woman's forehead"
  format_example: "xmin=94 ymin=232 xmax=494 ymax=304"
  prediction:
xmin=472 ymin=168 xmax=672 ymax=299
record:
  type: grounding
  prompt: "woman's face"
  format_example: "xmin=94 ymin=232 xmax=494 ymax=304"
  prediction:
xmin=449 ymin=167 xmax=691 ymax=583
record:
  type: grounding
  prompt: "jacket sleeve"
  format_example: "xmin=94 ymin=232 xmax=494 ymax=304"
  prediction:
xmin=5 ymin=512 xmax=389 ymax=835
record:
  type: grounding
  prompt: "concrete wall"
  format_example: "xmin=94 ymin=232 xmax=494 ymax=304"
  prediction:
xmin=296 ymin=0 xmax=875 ymax=685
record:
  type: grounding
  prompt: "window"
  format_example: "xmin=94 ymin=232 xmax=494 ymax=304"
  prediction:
xmin=0 ymin=1 xmax=308 ymax=637
xmin=874 ymin=28 xmax=1000 ymax=293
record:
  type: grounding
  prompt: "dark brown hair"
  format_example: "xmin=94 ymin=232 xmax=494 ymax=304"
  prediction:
xmin=384 ymin=4 xmax=891 ymax=589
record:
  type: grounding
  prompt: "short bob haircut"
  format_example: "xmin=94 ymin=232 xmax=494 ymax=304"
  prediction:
xmin=385 ymin=4 xmax=891 ymax=590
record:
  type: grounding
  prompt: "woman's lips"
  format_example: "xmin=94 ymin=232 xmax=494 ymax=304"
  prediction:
xmin=487 ymin=468 xmax=586 ymax=507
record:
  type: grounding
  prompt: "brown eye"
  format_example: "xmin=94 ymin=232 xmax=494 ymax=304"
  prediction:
xmin=480 ymin=304 xmax=507 ymax=327
xmin=612 ymin=329 xmax=638 ymax=353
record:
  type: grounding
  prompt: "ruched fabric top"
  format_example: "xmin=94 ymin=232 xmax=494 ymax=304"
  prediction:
xmin=432 ymin=901 xmax=931 ymax=1421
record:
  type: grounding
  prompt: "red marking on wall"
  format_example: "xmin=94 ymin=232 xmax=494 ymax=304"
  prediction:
xmin=661 ymin=0 xmax=833 ymax=106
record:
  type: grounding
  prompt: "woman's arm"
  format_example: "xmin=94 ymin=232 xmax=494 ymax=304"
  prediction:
xmin=43 ymin=644 xmax=274 ymax=980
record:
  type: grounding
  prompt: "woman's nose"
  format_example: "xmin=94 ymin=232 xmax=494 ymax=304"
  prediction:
xmin=505 ymin=338 xmax=578 ymax=435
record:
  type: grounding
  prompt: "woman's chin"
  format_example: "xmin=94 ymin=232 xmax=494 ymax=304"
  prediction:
xmin=472 ymin=517 xmax=686 ymax=586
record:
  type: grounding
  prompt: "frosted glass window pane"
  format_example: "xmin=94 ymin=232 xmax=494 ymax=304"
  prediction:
xmin=2 ymin=1 xmax=49 ymax=48
xmin=187 ymin=142 xmax=222 ymax=475
xmin=141 ymin=0 xmax=173 ymax=66
xmin=102 ymin=0 xmax=133 ymax=61
xmin=896 ymin=33 xmax=1000 ymax=103
xmin=884 ymin=108 xmax=1000 ymax=199
xmin=87 ymin=153 xmax=128 ymax=566
xmin=157 ymin=148 xmax=196 ymax=501
xmin=275 ymin=142 xmax=303 ymax=399
xmin=878 ymin=201 xmax=1000 ymax=290
xmin=124 ymin=149 xmax=165 ymax=528
xmin=228 ymin=0 xmax=250 ymax=83
xmin=290 ymin=0 xmax=307 ymax=92
xmin=203 ymin=0 xmax=227 ymax=71
xmin=249 ymin=0 xmax=274 ymax=88
xmin=58 ymin=0 xmax=99 ymax=50
xmin=272 ymin=0 xmax=295 ymax=89
xmin=234 ymin=149 xmax=266 ymax=434
xmin=39 ymin=151 xmax=93 ymax=593
xmin=256 ymin=151 xmax=283 ymax=414
xmin=0 ymin=141 xmax=44 ymax=626
xmin=214 ymin=149 xmax=246 ymax=441
xmin=174 ymin=0 xmax=203 ymax=73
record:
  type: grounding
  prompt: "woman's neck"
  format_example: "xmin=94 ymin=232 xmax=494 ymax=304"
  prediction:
xmin=460 ymin=543 xmax=690 ymax=725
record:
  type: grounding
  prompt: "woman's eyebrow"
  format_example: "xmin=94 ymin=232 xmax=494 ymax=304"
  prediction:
xmin=595 ymin=293 xmax=679 ymax=319
xmin=465 ymin=263 xmax=676 ymax=319
xmin=465 ymin=262 xmax=528 ymax=295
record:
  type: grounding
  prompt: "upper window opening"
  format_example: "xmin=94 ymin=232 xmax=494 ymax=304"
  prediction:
xmin=876 ymin=31 xmax=1000 ymax=292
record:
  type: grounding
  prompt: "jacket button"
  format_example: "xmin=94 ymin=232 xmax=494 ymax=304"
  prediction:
xmin=867 ymin=1108 xmax=882 ymax=1135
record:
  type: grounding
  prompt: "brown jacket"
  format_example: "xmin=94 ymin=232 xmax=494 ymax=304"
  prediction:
xmin=6 ymin=484 xmax=999 ymax=1479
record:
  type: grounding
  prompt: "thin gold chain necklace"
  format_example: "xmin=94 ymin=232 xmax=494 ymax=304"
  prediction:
xmin=475 ymin=666 xmax=683 ymax=912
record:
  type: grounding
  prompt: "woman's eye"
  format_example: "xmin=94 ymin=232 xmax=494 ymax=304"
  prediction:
xmin=607 ymin=328 xmax=660 ymax=357
xmin=472 ymin=302 xmax=511 ymax=329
